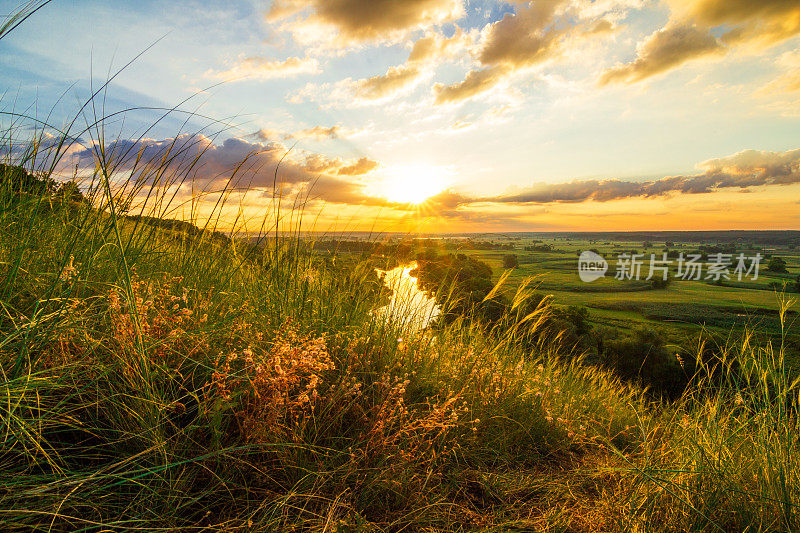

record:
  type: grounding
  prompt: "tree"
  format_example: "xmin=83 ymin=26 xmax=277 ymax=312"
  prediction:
xmin=650 ymin=277 xmax=671 ymax=289
xmin=503 ymin=254 xmax=519 ymax=269
xmin=1 ymin=163 xmax=56 ymax=197
xmin=767 ymin=256 xmax=788 ymax=273
xmin=56 ymin=180 xmax=86 ymax=204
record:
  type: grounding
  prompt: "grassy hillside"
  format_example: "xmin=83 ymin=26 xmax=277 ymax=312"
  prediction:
xmin=0 ymin=150 xmax=799 ymax=532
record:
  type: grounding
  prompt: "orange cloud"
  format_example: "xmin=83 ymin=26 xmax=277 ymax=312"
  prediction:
xmin=604 ymin=0 xmax=800 ymax=85
xmin=477 ymin=0 xmax=568 ymax=68
xmin=268 ymin=0 xmax=464 ymax=44
xmin=481 ymin=148 xmax=800 ymax=204
xmin=433 ymin=1 xmax=620 ymax=103
xmin=408 ymin=29 xmax=471 ymax=63
xmin=68 ymin=134 xmax=385 ymax=207
xmin=337 ymin=157 xmax=379 ymax=176
xmin=251 ymin=125 xmax=345 ymax=141
xmin=293 ymin=125 xmax=343 ymax=140
xmin=669 ymin=0 xmax=800 ymax=45
xmin=433 ymin=66 xmax=510 ymax=104
xmin=208 ymin=56 xmax=320 ymax=81
xmin=600 ymin=22 xmax=723 ymax=85
xmin=354 ymin=65 xmax=422 ymax=99
xmin=351 ymin=29 xmax=471 ymax=101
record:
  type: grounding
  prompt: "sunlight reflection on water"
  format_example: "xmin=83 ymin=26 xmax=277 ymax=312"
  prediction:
xmin=376 ymin=262 xmax=440 ymax=330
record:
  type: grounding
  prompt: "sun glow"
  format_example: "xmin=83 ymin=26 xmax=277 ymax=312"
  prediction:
xmin=380 ymin=164 xmax=448 ymax=204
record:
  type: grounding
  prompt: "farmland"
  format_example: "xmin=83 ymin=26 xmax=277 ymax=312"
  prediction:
xmin=368 ymin=231 xmax=800 ymax=358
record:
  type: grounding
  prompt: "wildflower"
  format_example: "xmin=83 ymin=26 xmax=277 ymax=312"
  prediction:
xmin=108 ymin=291 xmax=121 ymax=311
xmin=60 ymin=255 xmax=78 ymax=281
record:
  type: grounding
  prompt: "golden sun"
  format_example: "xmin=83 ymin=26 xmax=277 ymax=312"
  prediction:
xmin=380 ymin=165 xmax=447 ymax=204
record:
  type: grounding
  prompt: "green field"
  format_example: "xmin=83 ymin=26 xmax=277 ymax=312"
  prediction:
xmin=4 ymin=3 xmax=800 ymax=527
xmin=4 ymin=149 xmax=800 ymax=533
xmin=441 ymin=236 xmax=800 ymax=346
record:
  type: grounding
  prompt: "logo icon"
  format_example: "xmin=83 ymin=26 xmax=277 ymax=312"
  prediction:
xmin=578 ymin=251 xmax=608 ymax=283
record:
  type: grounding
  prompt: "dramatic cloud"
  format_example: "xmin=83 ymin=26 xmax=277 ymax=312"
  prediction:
xmin=415 ymin=148 xmax=800 ymax=220
xmin=433 ymin=0 xmax=623 ymax=103
xmin=352 ymin=30 xmax=471 ymax=100
xmin=600 ymin=22 xmax=723 ymax=85
xmin=604 ymin=0 xmax=800 ymax=85
xmin=354 ymin=65 xmax=422 ymax=99
xmin=480 ymin=148 xmax=800 ymax=204
xmin=477 ymin=0 xmax=568 ymax=68
xmin=70 ymin=134 xmax=382 ymax=205
xmin=298 ymin=175 xmax=386 ymax=205
xmin=668 ymin=0 xmax=800 ymax=45
xmin=337 ymin=157 xmax=379 ymax=176
xmin=434 ymin=66 xmax=510 ymax=104
xmin=700 ymin=148 xmax=800 ymax=183
xmin=207 ymin=55 xmax=320 ymax=81
xmin=268 ymin=0 xmax=464 ymax=44
xmin=408 ymin=29 xmax=471 ymax=63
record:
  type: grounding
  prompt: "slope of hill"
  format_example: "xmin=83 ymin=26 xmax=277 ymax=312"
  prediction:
xmin=0 ymin=161 xmax=798 ymax=531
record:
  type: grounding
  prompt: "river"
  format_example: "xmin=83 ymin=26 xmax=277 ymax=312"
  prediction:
xmin=376 ymin=262 xmax=440 ymax=330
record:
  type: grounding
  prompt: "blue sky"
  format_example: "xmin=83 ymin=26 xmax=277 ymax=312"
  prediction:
xmin=2 ymin=0 xmax=800 ymax=231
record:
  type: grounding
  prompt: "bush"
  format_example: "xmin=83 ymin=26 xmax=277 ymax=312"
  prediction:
xmin=502 ymin=253 xmax=519 ymax=269
xmin=650 ymin=277 xmax=671 ymax=289
xmin=593 ymin=326 xmax=689 ymax=398
xmin=767 ymin=256 xmax=788 ymax=273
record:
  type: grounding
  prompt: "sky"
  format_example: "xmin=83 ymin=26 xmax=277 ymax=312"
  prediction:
xmin=1 ymin=0 xmax=800 ymax=233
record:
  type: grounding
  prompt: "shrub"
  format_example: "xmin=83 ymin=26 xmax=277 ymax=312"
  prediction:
xmin=503 ymin=253 xmax=519 ymax=269
xmin=767 ymin=256 xmax=788 ymax=273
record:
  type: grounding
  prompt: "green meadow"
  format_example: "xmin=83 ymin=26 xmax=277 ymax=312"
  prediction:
xmin=460 ymin=238 xmax=800 ymax=340
xmin=3 ymin=7 xmax=800 ymax=532
xmin=3 ymin=145 xmax=800 ymax=531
